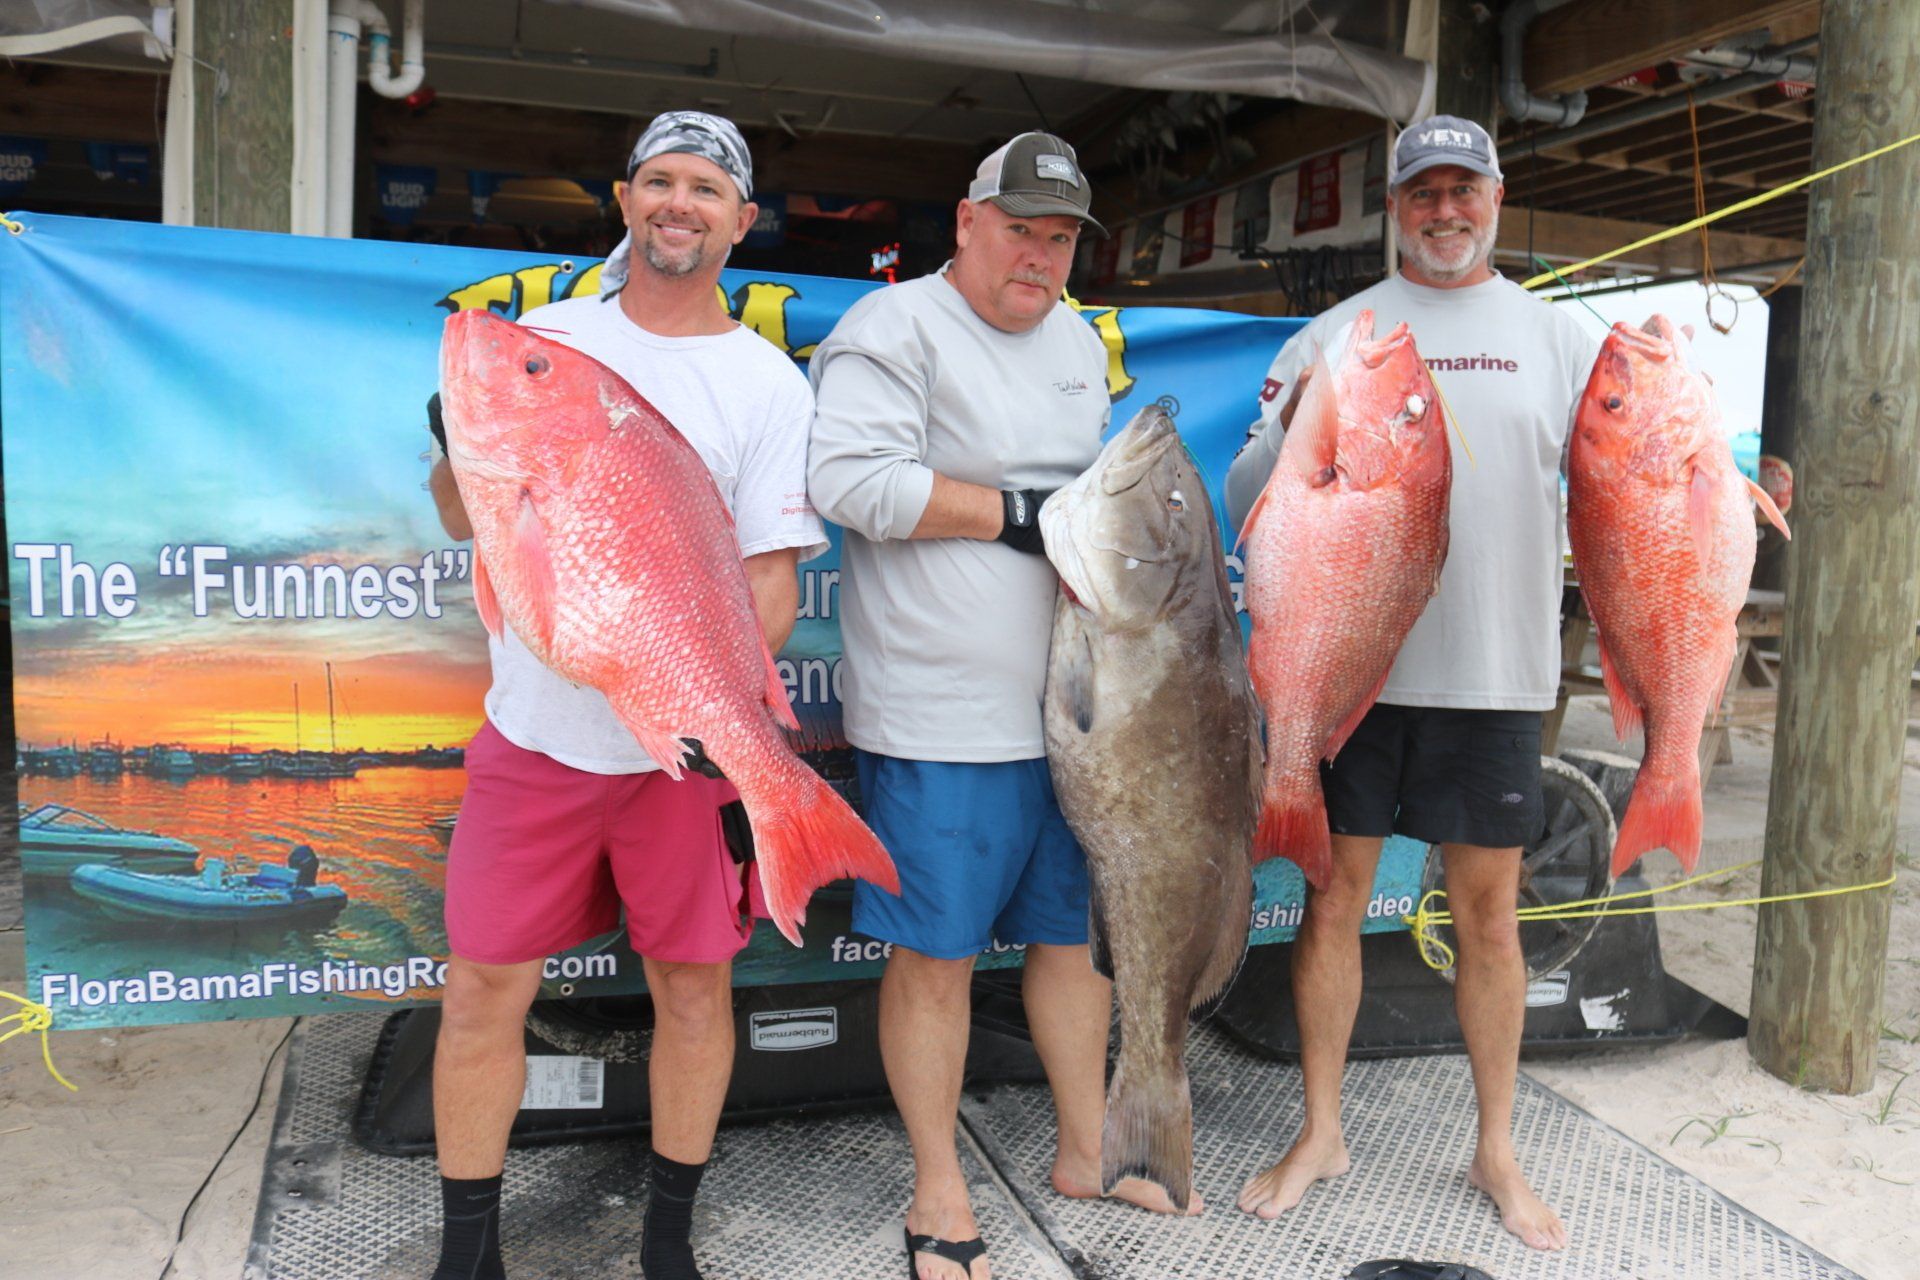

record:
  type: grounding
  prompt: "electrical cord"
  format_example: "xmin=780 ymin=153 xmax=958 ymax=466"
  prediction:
xmin=156 ymin=1017 xmax=300 ymax=1280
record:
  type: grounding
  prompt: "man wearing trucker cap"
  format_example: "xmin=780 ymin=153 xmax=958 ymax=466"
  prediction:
xmin=810 ymin=132 xmax=1184 ymax=1280
xmin=1225 ymin=115 xmax=1596 ymax=1251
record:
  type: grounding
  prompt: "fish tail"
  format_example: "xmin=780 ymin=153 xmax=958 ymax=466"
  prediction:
xmin=1612 ymin=762 xmax=1704 ymax=877
xmin=1101 ymin=1047 xmax=1194 ymax=1212
xmin=745 ymin=766 xmax=900 ymax=947
xmin=1253 ymin=773 xmax=1332 ymax=890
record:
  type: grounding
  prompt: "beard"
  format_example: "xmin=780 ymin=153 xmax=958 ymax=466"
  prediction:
xmin=1400 ymin=215 xmax=1499 ymax=283
xmin=642 ymin=235 xmax=704 ymax=278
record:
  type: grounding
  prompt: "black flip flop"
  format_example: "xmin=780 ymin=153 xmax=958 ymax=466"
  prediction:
xmin=904 ymin=1226 xmax=988 ymax=1279
xmin=1346 ymin=1262 xmax=1495 ymax=1280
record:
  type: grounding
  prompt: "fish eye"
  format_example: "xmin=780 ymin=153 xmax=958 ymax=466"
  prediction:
xmin=1605 ymin=394 xmax=1623 ymax=411
xmin=1167 ymin=491 xmax=1185 ymax=513
xmin=1405 ymin=394 xmax=1426 ymax=418
xmin=524 ymin=355 xmax=550 ymax=377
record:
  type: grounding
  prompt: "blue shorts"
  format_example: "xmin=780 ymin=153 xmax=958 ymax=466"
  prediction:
xmin=850 ymin=750 xmax=1090 ymax=961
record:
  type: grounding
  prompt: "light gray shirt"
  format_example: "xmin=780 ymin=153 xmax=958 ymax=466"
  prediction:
xmin=1225 ymin=273 xmax=1600 ymax=710
xmin=808 ymin=267 xmax=1110 ymax=761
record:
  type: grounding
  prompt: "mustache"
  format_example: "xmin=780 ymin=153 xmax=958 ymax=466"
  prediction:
xmin=1010 ymin=271 xmax=1055 ymax=287
xmin=1420 ymin=220 xmax=1474 ymax=235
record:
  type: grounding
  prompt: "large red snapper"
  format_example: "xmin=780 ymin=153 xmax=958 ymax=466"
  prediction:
xmin=1241 ymin=311 xmax=1450 ymax=889
xmin=438 ymin=309 xmax=898 ymax=943
xmin=1568 ymin=315 xmax=1789 ymax=878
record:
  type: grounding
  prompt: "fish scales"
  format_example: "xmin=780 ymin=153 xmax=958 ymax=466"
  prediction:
xmin=1042 ymin=405 xmax=1259 ymax=1213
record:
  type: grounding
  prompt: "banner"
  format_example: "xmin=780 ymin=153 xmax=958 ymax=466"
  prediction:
xmin=85 ymin=142 xmax=152 ymax=185
xmin=0 ymin=136 xmax=45 ymax=196
xmin=376 ymin=164 xmax=438 ymax=226
xmin=1 ymin=213 xmax=1428 ymax=1029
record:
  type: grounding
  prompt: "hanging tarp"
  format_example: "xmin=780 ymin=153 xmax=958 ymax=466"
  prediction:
xmin=549 ymin=0 xmax=1435 ymax=122
xmin=0 ymin=0 xmax=169 ymax=59
xmin=1 ymin=212 xmax=1430 ymax=1029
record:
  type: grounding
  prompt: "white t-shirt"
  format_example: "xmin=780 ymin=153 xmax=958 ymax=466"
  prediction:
xmin=481 ymin=293 xmax=828 ymax=773
xmin=808 ymin=267 xmax=1110 ymax=761
xmin=1224 ymin=273 xmax=1599 ymax=710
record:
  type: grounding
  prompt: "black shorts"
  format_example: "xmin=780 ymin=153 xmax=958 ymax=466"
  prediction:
xmin=1320 ymin=704 xmax=1545 ymax=849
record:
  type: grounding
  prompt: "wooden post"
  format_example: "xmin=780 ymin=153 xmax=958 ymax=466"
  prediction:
xmin=190 ymin=0 xmax=296 ymax=231
xmin=1748 ymin=0 xmax=1920 ymax=1094
xmin=1434 ymin=0 xmax=1499 ymax=130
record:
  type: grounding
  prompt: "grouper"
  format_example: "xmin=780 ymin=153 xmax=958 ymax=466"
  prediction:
xmin=1040 ymin=404 xmax=1260 ymax=1213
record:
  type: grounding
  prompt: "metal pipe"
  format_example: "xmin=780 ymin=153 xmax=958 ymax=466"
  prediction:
xmin=1500 ymin=0 xmax=1588 ymax=128
xmin=1678 ymin=38 xmax=1817 ymax=84
xmin=1499 ymin=35 xmax=1820 ymax=167
xmin=325 ymin=0 xmax=360 ymax=237
xmin=1499 ymin=67 xmax=1793 ymax=167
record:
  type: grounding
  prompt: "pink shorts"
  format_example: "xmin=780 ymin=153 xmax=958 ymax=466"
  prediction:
xmin=445 ymin=720 xmax=764 ymax=966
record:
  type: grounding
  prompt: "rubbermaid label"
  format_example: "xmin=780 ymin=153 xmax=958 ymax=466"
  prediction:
xmin=520 ymin=1055 xmax=605 ymax=1109
xmin=1525 ymin=971 xmax=1572 ymax=1008
xmin=749 ymin=1006 xmax=838 ymax=1051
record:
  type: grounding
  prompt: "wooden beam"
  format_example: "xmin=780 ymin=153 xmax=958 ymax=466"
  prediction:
xmin=1526 ymin=0 xmax=1819 ymax=96
xmin=1749 ymin=0 xmax=1920 ymax=1096
xmin=0 ymin=64 xmax=166 ymax=143
xmin=1435 ymin=0 xmax=1499 ymax=129
xmin=1498 ymin=205 xmax=1802 ymax=278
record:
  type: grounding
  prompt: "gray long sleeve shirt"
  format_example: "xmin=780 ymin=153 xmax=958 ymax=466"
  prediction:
xmin=808 ymin=267 xmax=1109 ymax=761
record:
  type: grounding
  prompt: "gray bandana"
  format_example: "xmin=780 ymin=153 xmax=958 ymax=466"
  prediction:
xmin=600 ymin=110 xmax=753 ymax=296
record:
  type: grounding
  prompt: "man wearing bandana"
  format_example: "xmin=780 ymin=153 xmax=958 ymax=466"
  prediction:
xmin=426 ymin=111 xmax=825 ymax=1280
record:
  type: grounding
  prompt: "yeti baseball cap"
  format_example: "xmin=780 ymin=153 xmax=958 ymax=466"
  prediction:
xmin=968 ymin=131 xmax=1107 ymax=236
xmin=1389 ymin=115 xmax=1505 ymax=186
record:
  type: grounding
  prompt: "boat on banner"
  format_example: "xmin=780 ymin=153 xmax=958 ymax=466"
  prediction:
xmin=69 ymin=846 xmax=348 ymax=926
xmin=18 ymin=803 xmax=201 ymax=881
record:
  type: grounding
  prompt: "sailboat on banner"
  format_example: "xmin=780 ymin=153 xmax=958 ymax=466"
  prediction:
xmin=272 ymin=663 xmax=359 ymax=779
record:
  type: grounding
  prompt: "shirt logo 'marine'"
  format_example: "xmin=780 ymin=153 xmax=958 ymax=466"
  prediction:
xmin=1426 ymin=354 xmax=1520 ymax=373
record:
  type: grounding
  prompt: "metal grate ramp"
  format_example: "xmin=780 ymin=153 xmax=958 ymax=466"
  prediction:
xmin=249 ymin=1013 xmax=1864 ymax=1280
xmin=960 ymin=1027 xmax=1864 ymax=1280
xmin=245 ymin=1013 xmax=1068 ymax=1279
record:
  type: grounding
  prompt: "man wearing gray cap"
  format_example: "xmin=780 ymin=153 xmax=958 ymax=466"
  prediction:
xmin=1225 ymin=114 xmax=1594 ymax=1250
xmin=426 ymin=110 xmax=825 ymax=1280
xmin=810 ymin=132 xmax=1186 ymax=1280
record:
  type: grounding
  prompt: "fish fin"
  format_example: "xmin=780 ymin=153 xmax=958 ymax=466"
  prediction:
xmin=1234 ymin=485 xmax=1271 ymax=554
xmin=1687 ymin=463 xmax=1717 ymax=566
xmin=625 ymin=724 xmax=691 ymax=781
xmin=1324 ymin=672 xmax=1390 ymax=763
xmin=1283 ymin=352 xmax=1340 ymax=479
xmin=1745 ymin=475 xmax=1791 ymax=539
xmin=761 ymin=642 xmax=800 ymax=731
xmin=515 ymin=491 xmax=556 ymax=651
xmin=1612 ymin=760 xmax=1703 ymax=877
xmin=1086 ymin=876 xmax=1115 ymax=981
xmin=1060 ymin=631 xmax=1096 ymax=733
xmin=471 ymin=552 xmax=502 ymax=640
xmin=741 ymin=766 xmax=899 ymax=946
xmin=1190 ymin=869 xmax=1252 ymax=1013
xmin=1596 ymin=631 xmax=1643 ymax=742
xmin=1252 ymin=774 xmax=1331 ymax=889
xmin=1101 ymin=1048 xmax=1194 ymax=1212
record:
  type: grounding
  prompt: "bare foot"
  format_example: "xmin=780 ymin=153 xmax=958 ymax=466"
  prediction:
xmin=905 ymin=1190 xmax=990 ymax=1280
xmin=1235 ymin=1129 xmax=1351 ymax=1219
xmin=1467 ymin=1153 xmax=1567 ymax=1251
xmin=1051 ymin=1157 xmax=1206 ymax=1215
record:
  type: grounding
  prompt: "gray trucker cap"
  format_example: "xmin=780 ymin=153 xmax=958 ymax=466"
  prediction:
xmin=967 ymin=131 xmax=1107 ymax=237
xmin=1389 ymin=115 xmax=1505 ymax=186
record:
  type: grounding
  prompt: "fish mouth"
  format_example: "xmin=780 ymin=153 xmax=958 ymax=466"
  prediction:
xmin=1608 ymin=319 xmax=1674 ymax=363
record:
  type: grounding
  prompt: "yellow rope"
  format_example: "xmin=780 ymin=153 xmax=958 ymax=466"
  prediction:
xmin=1519 ymin=128 xmax=1920 ymax=291
xmin=0 ymin=990 xmax=77 ymax=1091
xmin=1405 ymin=860 xmax=1900 ymax=973
xmin=0 ymin=212 xmax=23 ymax=235
xmin=1426 ymin=370 xmax=1475 ymax=467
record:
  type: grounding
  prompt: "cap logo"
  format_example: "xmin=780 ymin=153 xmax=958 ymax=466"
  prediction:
xmin=1421 ymin=127 xmax=1478 ymax=151
xmin=1034 ymin=154 xmax=1081 ymax=187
